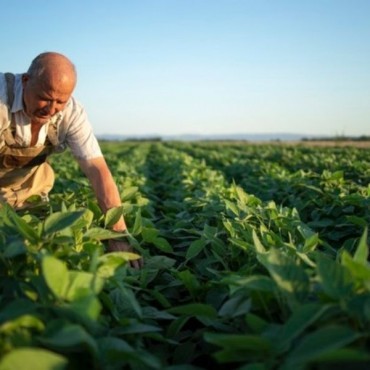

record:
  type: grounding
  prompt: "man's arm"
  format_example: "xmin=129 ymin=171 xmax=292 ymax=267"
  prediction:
xmin=78 ymin=156 xmax=142 ymax=268
xmin=78 ymin=156 xmax=126 ymax=229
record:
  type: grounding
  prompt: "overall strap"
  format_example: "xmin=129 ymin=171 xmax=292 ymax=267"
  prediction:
xmin=4 ymin=73 xmax=15 ymax=110
xmin=2 ymin=73 xmax=16 ymax=146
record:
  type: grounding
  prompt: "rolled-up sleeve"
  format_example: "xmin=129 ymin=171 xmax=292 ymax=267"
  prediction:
xmin=59 ymin=97 xmax=103 ymax=160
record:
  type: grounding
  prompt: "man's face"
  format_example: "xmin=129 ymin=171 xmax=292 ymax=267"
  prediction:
xmin=22 ymin=73 xmax=74 ymax=125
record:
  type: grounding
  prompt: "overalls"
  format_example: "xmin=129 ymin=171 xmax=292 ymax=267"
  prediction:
xmin=0 ymin=73 xmax=61 ymax=208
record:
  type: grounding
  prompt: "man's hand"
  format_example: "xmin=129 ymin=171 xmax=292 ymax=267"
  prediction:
xmin=107 ymin=239 xmax=143 ymax=269
xmin=78 ymin=158 xmax=143 ymax=269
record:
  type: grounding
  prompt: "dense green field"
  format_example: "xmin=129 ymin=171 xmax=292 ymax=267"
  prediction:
xmin=0 ymin=141 xmax=369 ymax=370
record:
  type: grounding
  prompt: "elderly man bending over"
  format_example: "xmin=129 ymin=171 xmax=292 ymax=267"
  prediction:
xmin=0 ymin=52 xmax=142 ymax=268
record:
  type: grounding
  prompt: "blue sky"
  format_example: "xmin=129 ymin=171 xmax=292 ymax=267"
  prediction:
xmin=1 ymin=0 xmax=369 ymax=137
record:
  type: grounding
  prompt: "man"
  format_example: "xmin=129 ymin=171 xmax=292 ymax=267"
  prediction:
xmin=0 ymin=52 xmax=142 ymax=268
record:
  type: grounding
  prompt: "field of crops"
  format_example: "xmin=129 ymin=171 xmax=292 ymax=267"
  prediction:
xmin=0 ymin=141 xmax=369 ymax=370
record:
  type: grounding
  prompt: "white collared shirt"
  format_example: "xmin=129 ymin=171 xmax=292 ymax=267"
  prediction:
xmin=0 ymin=73 xmax=102 ymax=160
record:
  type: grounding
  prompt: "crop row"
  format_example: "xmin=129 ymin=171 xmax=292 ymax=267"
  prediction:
xmin=168 ymin=142 xmax=370 ymax=249
xmin=0 ymin=141 xmax=369 ymax=370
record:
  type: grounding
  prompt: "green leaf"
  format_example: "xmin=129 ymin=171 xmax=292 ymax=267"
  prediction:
xmin=100 ymin=336 xmax=162 ymax=368
xmin=186 ymin=239 xmax=206 ymax=260
xmin=142 ymin=227 xmax=159 ymax=242
xmin=218 ymin=295 xmax=251 ymax=318
xmin=5 ymin=207 xmax=40 ymax=244
xmin=97 ymin=336 xmax=134 ymax=357
xmin=131 ymin=209 xmax=142 ymax=235
xmin=245 ymin=313 xmax=269 ymax=334
xmin=177 ymin=269 xmax=200 ymax=294
xmin=70 ymin=295 xmax=102 ymax=321
xmin=104 ymin=206 xmax=124 ymax=228
xmin=204 ymin=332 xmax=271 ymax=352
xmin=166 ymin=316 xmax=190 ymax=338
xmin=84 ymin=227 xmax=127 ymax=240
xmin=121 ymin=186 xmax=138 ymax=201
xmin=43 ymin=210 xmax=86 ymax=235
xmin=40 ymin=323 xmax=98 ymax=356
xmin=3 ymin=240 xmax=27 ymax=258
xmin=152 ymin=237 xmax=173 ymax=253
xmin=313 ymin=347 xmax=370 ymax=363
xmin=283 ymin=325 xmax=362 ymax=367
xmin=253 ymin=230 xmax=266 ymax=254
xmin=87 ymin=199 xmax=102 ymax=219
xmin=113 ymin=286 xmax=143 ymax=319
xmin=316 ymin=253 xmax=353 ymax=300
xmin=229 ymin=238 xmax=252 ymax=251
xmin=235 ymin=185 xmax=250 ymax=204
xmin=97 ymin=252 xmax=135 ymax=278
xmin=225 ymin=274 xmax=276 ymax=293
xmin=258 ymin=249 xmax=309 ymax=307
xmin=111 ymin=322 xmax=162 ymax=335
xmin=142 ymin=306 xmax=175 ymax=319
xmin=70 ymin=209 xmax=94 ymax=231
xmin=0 ymin=299 xmax=38 ymax=322
xmin=276 ymin=303 xmax=332 ymax=353
xmin=144 ymin=255 xmax=176 ymax=270
xmin=302 ymin=233 xmax=320 ymax=253
xmin=65 ymin=271 xmax=105 ymax=301
xmin=42 ymin=256 xmax=104 ymax=302
xmin=0 ymin=348 xmax=67 ymax=370
xmin=42 ymin=255 xmax=69 ymax=299
xmin=353 ymin=227 xmax=369 ymax=264
xmin=168 ymin=303 xmax=217 ymax=319
xmin=341 ymin=251 xmax=370 ymax=291
xmin=346 ymin=215 xmax=368 ymax=227
xmin=0 ymin=314 xmax=44 ymax=333
xmin=225 ymin=199 xmax=240 ymax=216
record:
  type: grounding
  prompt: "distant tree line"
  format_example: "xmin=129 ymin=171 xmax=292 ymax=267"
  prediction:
xmin=99 ymin=137 xmax=163 ymax=142
xmin=302 ymin=135 xmax=370 ymax=142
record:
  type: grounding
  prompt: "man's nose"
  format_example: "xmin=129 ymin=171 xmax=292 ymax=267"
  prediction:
xmin=45 ymin=101 xmax=58 ymax=115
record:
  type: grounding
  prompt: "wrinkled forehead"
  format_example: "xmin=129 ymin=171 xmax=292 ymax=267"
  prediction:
xmin=34 ymin=72 xmax=76 ymax=96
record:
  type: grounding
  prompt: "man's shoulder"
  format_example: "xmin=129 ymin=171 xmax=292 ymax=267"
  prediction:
xmin=57 ymin=96 xmax=90 ymax=141
xmin=60 ymin=96 xmax=88 ymax=124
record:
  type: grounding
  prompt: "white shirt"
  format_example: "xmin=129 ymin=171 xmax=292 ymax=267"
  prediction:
xmin=0 ymin=73 xmax=102 ymax=160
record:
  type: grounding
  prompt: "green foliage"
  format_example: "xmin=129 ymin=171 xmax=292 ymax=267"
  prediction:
xmin=0 ymin=142 xmax=369 ymax=369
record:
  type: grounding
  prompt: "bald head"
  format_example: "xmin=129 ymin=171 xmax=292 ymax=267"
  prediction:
xmin=27 ymin=52 xmax=77 ymax=89
xmin=22 ymin=52 xmax=77 ymax=124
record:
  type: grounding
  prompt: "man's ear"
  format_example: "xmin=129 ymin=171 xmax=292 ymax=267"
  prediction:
xmin=22 ymin=73 xmax=30 ymax=87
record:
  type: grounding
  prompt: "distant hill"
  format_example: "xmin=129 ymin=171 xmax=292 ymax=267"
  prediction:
xmin=97 ymin=132 xmax=321 ymax=142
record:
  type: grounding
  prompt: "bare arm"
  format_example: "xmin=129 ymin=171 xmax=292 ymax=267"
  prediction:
xmin=78 ymin=156 xmax=126 ymax=230
xmin=78 ymin=156 xmax=142 ymax=268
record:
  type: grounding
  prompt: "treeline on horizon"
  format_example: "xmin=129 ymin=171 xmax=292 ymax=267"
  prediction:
xmin=98 ymin=135 xmax=370 ymax=143
xmin=302 ymin=135 xmax=370 ymax=142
